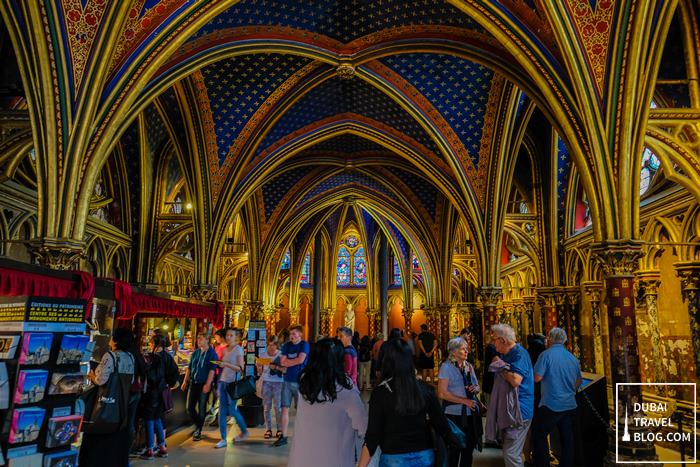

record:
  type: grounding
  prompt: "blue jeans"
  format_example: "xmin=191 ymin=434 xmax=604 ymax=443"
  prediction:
xmin=145 ymin=418 xmax=165 ymax=450
xmin=218 ymin=381 xmax=248 ymax=440
xmin=380 ymin=449 xmax=434 ymax=467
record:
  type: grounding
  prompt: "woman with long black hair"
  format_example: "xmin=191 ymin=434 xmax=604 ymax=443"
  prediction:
xmin=359 ymin=338 xmax=451 ymax=467
xmin=287 ymin=338 xmax=367 ymax=467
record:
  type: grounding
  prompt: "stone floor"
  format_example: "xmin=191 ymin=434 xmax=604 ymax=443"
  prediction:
xmin=129 ymin=421 xmax=505 ymax=467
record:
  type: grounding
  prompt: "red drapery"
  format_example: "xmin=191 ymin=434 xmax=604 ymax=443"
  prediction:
xmin=0 ymin=266 xmax=94 ymax=318
xmin=113 ymin=280 xmax=223 ymax=328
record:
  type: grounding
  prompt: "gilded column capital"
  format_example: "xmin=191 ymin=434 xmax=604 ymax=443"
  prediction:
xmin=582 ymin=281 xmax=602 ymax=303
xmin=591 ymin=241 xmax=644 ymax=277
xmin=554 ymin=292 xmax=567 ymax=307
xmin=188 ymin=283 xmax=218 ymax=302
xmin=636 ymin=271 xmax=661 ymax=296
xmin=478 ymin=286 xmax=502 ymax=307
xmin=675 ymin=262 xmax=700 ymax=294
xmin=245 ymin=300 xmax=264 ymax=321
xmin=564 ymin=286 xmax=580 ymax=305
xmin=30 ymin=238 xmax=86 ymax=270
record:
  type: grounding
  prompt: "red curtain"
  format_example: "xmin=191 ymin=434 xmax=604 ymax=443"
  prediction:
xmin=113 ymin=280 xmax=223 ymax=328
xmin=0 ymin=266 xmax=94 ymax=318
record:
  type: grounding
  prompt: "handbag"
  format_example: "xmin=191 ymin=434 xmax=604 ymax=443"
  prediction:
xmin=459 ymin=363 xmax=484 ymax=452
xmin=225 ymin=375 xmax=256 ymax=400
xmin=162 ymin=387 xmax=174 ymax=413
xmin=81 ymin=351 xmax=131 ymax=434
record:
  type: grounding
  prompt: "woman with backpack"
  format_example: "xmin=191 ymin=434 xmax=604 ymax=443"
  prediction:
xmin=139 ymin=334 xmax=178 ymax=460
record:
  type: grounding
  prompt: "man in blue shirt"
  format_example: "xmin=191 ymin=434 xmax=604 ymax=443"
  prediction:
xmin=532 ymin=327 xmax=582 ymax=467
xmin=492 ymin=323 xmax=534 ymax=467
xmin=181 ymin=333 xmax=217 ymax=441
xmin=274 ymin=324 xmax=309 ymax=447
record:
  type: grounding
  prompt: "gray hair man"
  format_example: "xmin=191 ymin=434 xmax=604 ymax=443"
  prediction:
xmin=531 ymin=327 xmax=582 ymax=467
xmin=491 ymin=323 xmax=534 ymax=467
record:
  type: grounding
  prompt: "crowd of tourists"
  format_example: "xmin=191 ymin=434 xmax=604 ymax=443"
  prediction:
xmin=82 ymin=319 xmax=581 ymax=467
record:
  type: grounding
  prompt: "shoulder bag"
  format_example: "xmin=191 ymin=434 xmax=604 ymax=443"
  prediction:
xmin=81 ymin=351 xmax=131 ymax=434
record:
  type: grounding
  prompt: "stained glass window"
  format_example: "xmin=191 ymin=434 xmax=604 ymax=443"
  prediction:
xmin=640 ymin=148 xmax=661 ymax=196
xmin=300 ymin=252 xmax=311 ymax=284
xmin=337 ymin=246 xmax=351 ymax=286
xmin=345 ymin=235 xmax=359 ymax=248
xmin=393 ymin=257 xmax=402 ymax=285
xmin=353 ymin=247 xmax=367 ymax=285
xmin=280 ymin=249 xmax=290 ymax=270
xmin=412 ymin=254 xmax=421 ymax=271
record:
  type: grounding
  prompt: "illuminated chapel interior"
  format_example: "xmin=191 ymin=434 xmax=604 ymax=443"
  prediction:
xmin=0 ymin=0 xmax=699 ymax=460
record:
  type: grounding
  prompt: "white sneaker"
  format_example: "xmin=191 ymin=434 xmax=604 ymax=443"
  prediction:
xmin=234 ymin=432 xmax=249 ymax=443
xmin=215 ymin=440 xmax=228 ymax=449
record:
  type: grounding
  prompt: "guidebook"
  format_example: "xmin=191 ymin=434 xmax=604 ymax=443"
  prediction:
xmin=0 ymin=335 xmax=21 ymax=359
xmin=42 ymin=450 xmax=77 ymax=467
xmin=47 ymin=373 xmax=86 ymax=395
xmin=56 ymin=335 xmax=89 ymax=365
xmin=18 ymin=333 xmax=52 ymax=365
xmin=9 ymin=407 xmax=46 ymax=444
xmin=14 ymin=369 xmax=48 ymax=404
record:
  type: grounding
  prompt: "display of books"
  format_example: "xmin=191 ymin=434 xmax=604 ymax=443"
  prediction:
xmin=42 ymin=450 xmax=78 ymax=467
xmin=18 ymin=333 xmax=53 ymax=365
xmin=47 ymin=372 xmax=86 ymax=396
xmin=9 ymin=406 xmax=46 ymax=444
xmin=0 ymin=334 xmax=20 ymax=359
xmin=0 ymin=361 xmax=9 ymax=409
xmin=14 ymin=369 xmax=49 ymax=404
xmin=45 ymin=415 xmax=81 ymax=448
xmin=56 ymin=335 xmax=89 ymax=365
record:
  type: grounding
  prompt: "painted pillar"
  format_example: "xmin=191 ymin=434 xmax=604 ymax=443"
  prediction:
xmin=312 ymin=233 xmax=323 ymax=339
xmin=479 ymin=286 xmax=501 ymax=330
xmin=536 ymin=288 xmax=557 ymax=334
xmin=402 ymin=307 xmax=414 ymax=333
xmin=379 ymin=234 xmax=389 ymax=337
xmin=513 ymin=300 xmax=525 ymax=342
xmin=593 ymin=243 xmax=656 ymax=463
xmin=675 ymin=262 xmax=700 ymax=379
xmin=566 ymin=288 xmax=581 ymax=357
xmin=554 ymin=292 xmax=568 ymax=340
xmin=437 ymin=304 xmax=451 ymax=353
xmin=523 ymin=297 xmax=535 ymax=337
xmin=636 ymin=272 xmax=665 ymax=394
xmin=583 ymin=282 xmax=605 ymax=375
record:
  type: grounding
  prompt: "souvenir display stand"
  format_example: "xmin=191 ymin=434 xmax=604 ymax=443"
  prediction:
xmin=0 ymin=296 xmax=89 ymax=467
xmin=238 ymin=320 xmax=266 ymax=427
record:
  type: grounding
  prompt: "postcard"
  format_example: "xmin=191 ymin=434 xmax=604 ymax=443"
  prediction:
xmin=56 ymin=335 xmax=89 ymax=365
xmin=14 ymin=369 xmax=48 ymax=405
xmin=256 ymin=339 xmax=266 ymax=347
xmin=18 ymin=333 xmax=52 ymax=365
xmin=9 ymin=407 xmax=46 ymax=444
xmin=43 ymin=450 xmax=78 ymax=467
xmin=0 ymin=335 xmax=20 ymax=359
xmin=245 ymin=365 xmax=255 ymax=377
xmin=246 ymin=342 xmax=255 ymax=352
xmin=245 ymin=353 xmax=256 ymax=364
xmin=8 ymin=453 xmax=42 ymax=467
xmin=0 ymin=362 xmax=9 ymax=409
xmin=48 ymin=373 xmax=86 ymax=395
xmin=45 ymin=415 xmax=82 ymax=448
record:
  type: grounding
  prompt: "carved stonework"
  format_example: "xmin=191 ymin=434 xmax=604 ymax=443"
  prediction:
xmin=289 ymin=308 xmax=301 ymax=326
xmin=537 ymin=288 xmax=557 ymax=334
xmin=592 ymin=241 xmax=644 ymax=277
xmin=479 ymin=287 xmax=502 ymax=329
xmin=336 ymin=64 xmax=356 ymax=80
xmin=584 ymin=282 xmax=604 ymax=375
xmin=246 ymin=300 xmax=264 ymax=321
xmin=565 ymin=288 xmax=581 ymax=357
xmin=401 ymin=307 xmax=414 ymax=332
xmin=188 ymin=284 xmax=218 ymax=302
xmin=675 ymin=262 xmax=700 ymax=379
xmin=523 ymin=297 xmax=535 ymax=336
xmin=30 ymin=239 xmax=85 ymax=270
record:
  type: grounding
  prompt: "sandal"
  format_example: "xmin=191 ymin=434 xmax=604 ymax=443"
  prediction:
xmin=264 ymin=430 xmax=272 ymax=439
xmin=275 ymin=430 xmax=283 ymax=439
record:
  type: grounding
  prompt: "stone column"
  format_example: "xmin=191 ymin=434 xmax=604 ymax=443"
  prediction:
xmin=513 ymin=300 xmax=525 ymax=342
xmin=523 ymin=297 xmax=535 ymax=337
xmin=401 ymin=307 xmax=414 ymax=333
xmin=366 ymin=310 xmax=379 ymax=337
xmin=636 ymin=273 xmax=665 ymax=393
xmin=593 ymin=242 xmax=656 ymax=464
xmin=379 ymin=235 xmax=389 ymax=338
xmin=479 ymin=286 xmax=502 ymax=331
xmin=565 ymin=288 xmax=581 ymax=357
xmin=437 ymin=304 xmax=452 ymax=354
xmin=500 ymin=301 xmax=511 ymax=324
xmin=675 ymin=262 xmax=700 ymax=379
xmin=554 ymin=291 xmax=567 ymax=332
xmin=263 ymin=307 xmax=277 ymax=336
xmin=289 ymin=308 xmax=301 ymax=326
xmin=536 ymin=288 xmax=557 ymax=333
xmin=583 ymin=282 xmax=605 ymax=375
xmin=312 ymin=234 xmax=323 ymax=339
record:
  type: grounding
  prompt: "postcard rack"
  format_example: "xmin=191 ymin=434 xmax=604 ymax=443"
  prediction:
xmin=0 ymin=296 xmax=89 ymax=467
